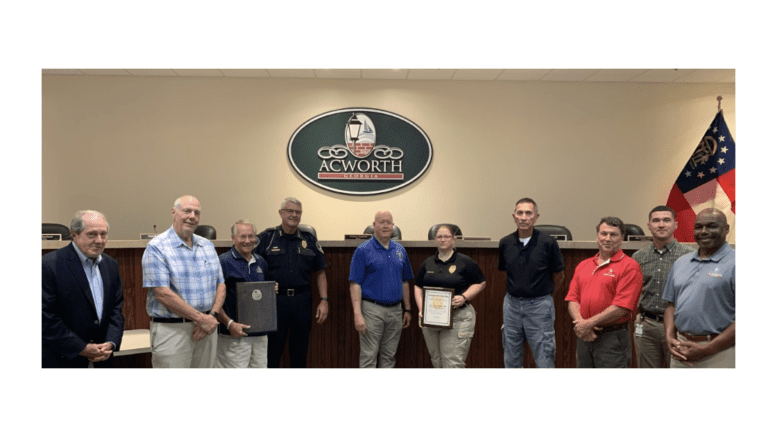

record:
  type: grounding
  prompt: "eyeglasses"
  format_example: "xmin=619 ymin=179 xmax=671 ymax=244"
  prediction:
xmin=435 ymin=235 xmax=454 ymax=240
xmin=281 ymin=209 xmax=302 ymax=215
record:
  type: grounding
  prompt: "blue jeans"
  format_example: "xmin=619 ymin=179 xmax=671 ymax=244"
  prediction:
xmin=502 ymin=294 xmax=556 ymax=368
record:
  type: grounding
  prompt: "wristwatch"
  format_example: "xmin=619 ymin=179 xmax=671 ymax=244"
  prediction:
xmin=208 ymin=310 xmax=220 ymax=319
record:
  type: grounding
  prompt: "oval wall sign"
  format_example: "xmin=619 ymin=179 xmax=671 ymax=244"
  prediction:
xmin=288 ymin=108 xmax=433 ymax=195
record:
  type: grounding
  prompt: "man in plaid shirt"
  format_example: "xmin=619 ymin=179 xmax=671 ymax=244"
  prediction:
xmin=142 ymin=195 xmax=226 ymax=368
xmin=631 ymin=205 xmax=693 ymax=367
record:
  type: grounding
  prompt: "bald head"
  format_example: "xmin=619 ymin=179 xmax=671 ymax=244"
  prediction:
xmin=694 ymin=208 xmax=729 ymax=257
xmin=172 ymin=195 xmax=201 ymax=241
xmin=373 ymin=210 xmax=394 ymax=244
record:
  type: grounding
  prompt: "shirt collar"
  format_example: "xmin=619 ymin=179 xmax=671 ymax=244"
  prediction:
xmin=277 ymin=225 xmax=302 ymax=240
xmin=230 ymin=245 xmax=255 ymax=263
xmin=652 ymin=239 xmax=678 ymax=253
xmin=595 ymin=249 xmax=625 ymax=264
xmin=71 ymin=242 xmax=102 ymax=265
xmin=693 ymin=242 xmax=732 ymax=262
xmin=370 ymin=235 xmax=393 ymax=250
xmin=169 ymin=225 xmax=203 ymax=248
xmin=435 ymin=249 xmax=458 ymax=263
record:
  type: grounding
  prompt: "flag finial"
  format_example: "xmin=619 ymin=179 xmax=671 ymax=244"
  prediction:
xmin=717 ymin=95 xmax=723 ymax=111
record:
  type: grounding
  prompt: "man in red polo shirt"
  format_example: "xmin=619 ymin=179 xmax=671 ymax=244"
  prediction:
xmin=565 ymin=216 xmax=642 ymax=367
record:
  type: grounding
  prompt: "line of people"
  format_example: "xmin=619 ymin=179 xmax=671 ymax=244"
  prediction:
xmin=41 ymin=195 xmax=734 ymax=368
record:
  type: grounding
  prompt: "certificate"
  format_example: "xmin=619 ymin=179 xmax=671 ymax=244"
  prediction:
xmin=236 ymin=281 xmax=278 ymax=334
xmin=421 ymin=287 xmax=454 ymax=328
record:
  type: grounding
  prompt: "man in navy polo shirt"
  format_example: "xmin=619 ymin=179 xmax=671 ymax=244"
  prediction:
xmin=215 ymin=220 xmax=270 ymax=368
xmin=499 ymin=198 xmax=565 ymax=368
xmin=349 ymin=210 xmax=413 ymax=368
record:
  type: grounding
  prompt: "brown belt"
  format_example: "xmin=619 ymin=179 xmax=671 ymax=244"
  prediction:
xmin=680 ymin=331 xmax=719 ymax=342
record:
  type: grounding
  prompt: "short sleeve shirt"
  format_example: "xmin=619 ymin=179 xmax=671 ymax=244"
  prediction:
xmin=565 ymin=250 xmax=642 ymax=325
xmin=254 ymin=226 xmax=326 ymax=289
xmin=218 ymin=246 xmax=268 ymax=336
xmin=415 ymin=250 xmax=486 ymax=295
xmin=348 ymin=237 xmax=414 ymax=303
xmin=662 ymin=243 xmax=735 ymax=335
xmin=498 ymin=229 xmax=564 ymax=298
xmin=143 ymin=226 xmax=224 ymax=318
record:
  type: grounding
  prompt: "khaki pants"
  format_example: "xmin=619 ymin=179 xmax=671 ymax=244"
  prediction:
xmin=150 ymin=321 xmax=217 ymax=368
xmin=215 ymin=334 xmax=268 ymax=368
xmin=422 ymin=305 xmax=476 ymax=368
xmin=634 ymin=314 xmax=670 ymax=368
xmin=359 ymin=301 xmax=403 ymax=368
xmin=670 ymin=333 xmax=735 ymax=368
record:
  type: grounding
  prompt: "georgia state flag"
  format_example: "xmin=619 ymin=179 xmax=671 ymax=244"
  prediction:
xmin=666 ymin=111 xmax=735 ymax=242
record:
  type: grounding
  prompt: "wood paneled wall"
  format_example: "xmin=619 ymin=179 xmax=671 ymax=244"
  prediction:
xmin=43 ymin=244 xmax=638 ymax=368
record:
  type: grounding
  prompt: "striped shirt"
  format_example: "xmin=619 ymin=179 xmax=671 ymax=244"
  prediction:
xmin=632 ymin=240 xmax=695 ymax=315
xmin=142 ymin=226 xmax=224 ymax=318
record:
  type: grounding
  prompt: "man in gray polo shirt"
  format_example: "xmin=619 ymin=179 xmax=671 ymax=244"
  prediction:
xmin=632 ymin=206 xmax=693 ymax=368
xmin=663 ymin=208 xmax=735 ymax=368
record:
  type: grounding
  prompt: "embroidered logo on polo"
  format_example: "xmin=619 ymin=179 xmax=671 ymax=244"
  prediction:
xmin=604 ymin=268 xmax=616 ymax=277
xmin=396 ymin=249 xmax=403 ymax=260
xmin=708 ymin=268 xmax=723 ymax=278
xmin=449 ymin=265 xmax=457 ymax=274
xmin=288 ymin=108 xmax=433 ymax=195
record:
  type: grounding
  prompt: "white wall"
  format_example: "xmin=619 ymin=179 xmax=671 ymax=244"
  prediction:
xmin=42 ymin=75 xmax=735 ymax=242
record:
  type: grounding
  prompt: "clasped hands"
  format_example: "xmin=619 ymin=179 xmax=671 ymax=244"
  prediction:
xmin=193 ymin=313 xmax=219 ymax=341
xmin=573 ymin=318 xmax=602 ymax=342
xmin=80 ymin=342 xmax=114 ymax=362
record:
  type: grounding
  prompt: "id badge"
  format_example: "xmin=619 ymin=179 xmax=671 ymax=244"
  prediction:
xmin=634 ymin=323 xmax=644 ymax=337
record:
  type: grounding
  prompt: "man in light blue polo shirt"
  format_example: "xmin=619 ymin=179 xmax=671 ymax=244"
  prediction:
xmin=142 ymin=195 xmax=226 ymax=368
xmin=349 ymin=210 xmax=413 ymax=368
xmin=663 ymin=208 xmax=735 ymax=368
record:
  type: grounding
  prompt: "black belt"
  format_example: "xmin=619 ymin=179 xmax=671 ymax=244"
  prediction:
xmin=598 ymin=323 xmax=628 ymax=333
xmin=362 ymin=296 xmax=402 ymax=307
xmin=151 ymin=311 xmax=208 ymax=323
xmin=641 ymin=311 xmax=664 ymax=322
xmin=277 ymin=287 xmax=309 ymax=296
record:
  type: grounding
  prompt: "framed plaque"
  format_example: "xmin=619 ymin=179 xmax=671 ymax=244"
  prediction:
xmin=421 ymin=287 xmax=454 ymax=328
xmin=236 ymin=281 xmax=278 ymax=334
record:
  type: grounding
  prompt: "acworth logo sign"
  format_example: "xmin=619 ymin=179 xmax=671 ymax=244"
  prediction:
xmin=288 ymin=108 xmax=433 ymax=195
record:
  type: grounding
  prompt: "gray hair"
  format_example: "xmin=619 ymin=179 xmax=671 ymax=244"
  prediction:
xmin=280 ymin=197 xmax=302 ymax=210
xmin=231 ymin=219 xmax=258 ymax=236
xmin=515 ymin=198 xmax=539 ymax=214
xmin=173 ymin=195 xmax=198 ymax=210
xmin=70 ymin=210 xmax=109 ymax=234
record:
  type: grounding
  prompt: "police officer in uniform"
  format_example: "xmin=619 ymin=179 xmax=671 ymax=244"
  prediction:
xmin=255 ymin=197 xmax=328 ymax=368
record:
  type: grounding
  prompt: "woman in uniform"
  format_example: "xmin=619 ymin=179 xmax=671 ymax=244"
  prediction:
xmin=414 ymin=225 xmax=486 ymax=368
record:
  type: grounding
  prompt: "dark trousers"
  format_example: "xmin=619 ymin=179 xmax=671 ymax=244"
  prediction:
xmin=267 ymin=291 xmax=312 ymax=368
xmin=576 ymin=328 xmax=631 ymax=368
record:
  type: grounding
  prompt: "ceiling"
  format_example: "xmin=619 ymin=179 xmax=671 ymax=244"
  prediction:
xmin=41 ymin=68 xmax=735 ymax=83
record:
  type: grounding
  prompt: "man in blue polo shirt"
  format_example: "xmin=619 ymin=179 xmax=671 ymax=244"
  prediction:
xmin=216 ymin=220 xmax=270 ymax=368
xmin=499 ymin=198 xmax=565 ymax=368
xmin=349 ymin=210 xmax=413 ymax=368
xmin=663 ymin=208 xmax=735 ymax=368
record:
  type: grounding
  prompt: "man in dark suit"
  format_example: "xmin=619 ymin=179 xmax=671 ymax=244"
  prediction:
xmin=42 ymin=210 xmax=124 ymax=368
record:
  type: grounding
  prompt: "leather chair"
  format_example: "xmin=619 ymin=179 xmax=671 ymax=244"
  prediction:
xmin=427 ymin=224 xmax=463 ymax=240
xmin=194 ymin=225 xmax=217 ymax=240
xmin=534 ymin=224 xmax=573 ymax=241
xmin=297 ymin=224 xmax=317 ymax=239
xmin=624 ymin=224 xmax=645 ymax=239
xmin=363 ymin=225 xmax=402 ymax=240
xmin=42 ymin=223 xmax=72 ymax=240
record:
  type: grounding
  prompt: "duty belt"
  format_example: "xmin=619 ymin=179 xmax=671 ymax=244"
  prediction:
xmin=277 ymin=286 xmax=309 ymax=296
